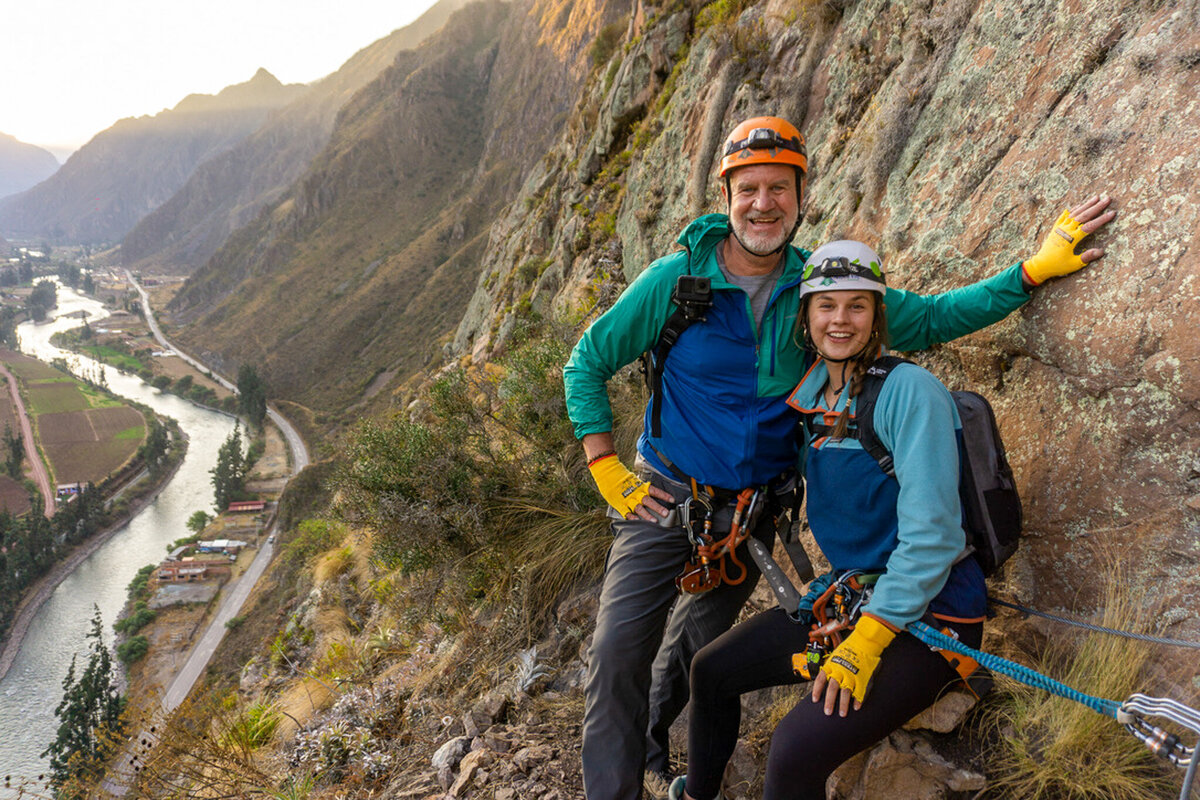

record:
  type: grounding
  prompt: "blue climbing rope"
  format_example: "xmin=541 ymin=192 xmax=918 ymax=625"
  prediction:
xmin=908 ymin=621 xmax=1123 ymax=718
xmin=908 ymin=621 xmax=1199 ymax=799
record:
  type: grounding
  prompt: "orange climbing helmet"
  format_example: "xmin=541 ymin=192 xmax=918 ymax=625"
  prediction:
xmin=718 ymin=116 xmax=808 ymax=177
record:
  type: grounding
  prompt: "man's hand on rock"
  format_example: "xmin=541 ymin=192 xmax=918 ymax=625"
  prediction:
xmin=1022 ymin=194 xmax=1116 ymax=286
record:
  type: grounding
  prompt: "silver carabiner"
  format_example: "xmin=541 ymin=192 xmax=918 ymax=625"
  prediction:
xmin=679 ymin=494 xmax=712 ymax=546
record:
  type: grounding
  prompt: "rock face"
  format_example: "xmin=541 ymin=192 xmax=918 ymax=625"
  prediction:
xmin=453 ymin=0 xmax=1200 ymax=690
xmin=0 ymin=69 xmax=306 ymax=244
xmin=0 ymin=133 xmax=58 ymax=201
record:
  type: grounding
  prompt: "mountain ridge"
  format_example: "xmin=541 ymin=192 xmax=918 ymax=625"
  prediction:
xmin=162 ymin=0 xmax=628 ymax=418
xmin=0 ymin=70 xmax=306 ymax=244
xmin=0 ymin=133 xmax=59 ymax=202
xmin=119 ymin=0 xmax=475 ymax=272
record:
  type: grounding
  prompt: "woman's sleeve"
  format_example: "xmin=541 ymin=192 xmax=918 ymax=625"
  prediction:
xmin=862 ymin=365 xmax=966 ymax=628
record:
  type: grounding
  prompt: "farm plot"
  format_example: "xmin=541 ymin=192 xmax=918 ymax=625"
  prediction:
xmin=0 ymin=475 xmax=31 ymax=515
xmin=27 ymin=380 xmax=91 ymax=414
xmin=39 ymin=406 xmax=145 ymax=484
xmin=2 ymin=353 xmax=62 ymax=382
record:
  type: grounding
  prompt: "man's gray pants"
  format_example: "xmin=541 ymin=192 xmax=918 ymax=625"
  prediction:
xmin=581 ymin=491 xmax=774 ymax=800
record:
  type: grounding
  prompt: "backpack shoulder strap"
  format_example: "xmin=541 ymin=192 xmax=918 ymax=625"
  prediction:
xmin=852 ymin=355 xmax=912 ymax=477
xmin=642 ymin=246 xmax=712 ymax=438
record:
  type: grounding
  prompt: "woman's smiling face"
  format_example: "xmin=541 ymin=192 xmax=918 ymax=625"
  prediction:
xmin=806 ymin=290 xmax=877 ymax=362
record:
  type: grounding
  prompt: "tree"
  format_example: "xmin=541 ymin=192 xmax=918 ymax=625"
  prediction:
xmin=59 ymin=263 xmax=81 ymax=287
xmin=186 ymin=510 xmax=211 ymax=533
xmin=211 ymin=426 xmax=247 ymax=511
xmin=27 ymin=279 xmax=57 ymax=322
xmin=237 ymin=364 xmax=268 ymax=430
xmin=139 ymin=417 xmax=170 ymax=477
xmin=116 ymin=635 xmax=149 ymax=664
xmin=3 ymin=422 xmax=21 ymax=478
xmin=0 ymin=306 xmax=17 ymax=347
xmin=42 ymin=606 xmax=126 ymax=797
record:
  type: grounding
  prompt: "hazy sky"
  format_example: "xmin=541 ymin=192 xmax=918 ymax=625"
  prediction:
xmin=2 ymin=0 xmax=441 ymax=162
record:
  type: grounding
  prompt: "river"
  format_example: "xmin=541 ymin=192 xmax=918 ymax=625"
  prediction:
xmin=0 ymin=286 xmax=237 ymax=792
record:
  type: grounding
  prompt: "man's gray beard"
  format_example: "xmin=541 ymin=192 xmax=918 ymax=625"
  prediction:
xmin=733 ymin=220 xmax=791 ymax=256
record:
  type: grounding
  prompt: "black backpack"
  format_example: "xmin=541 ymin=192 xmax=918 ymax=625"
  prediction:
xmin=811 ymin=355 xmax=1023 ymax=576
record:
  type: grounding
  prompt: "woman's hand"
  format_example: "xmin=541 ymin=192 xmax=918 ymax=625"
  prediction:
xmin=811 ymin=616 xmax=897 ymax=716
xmin=811 ymin=669 xmax=859 ymax=717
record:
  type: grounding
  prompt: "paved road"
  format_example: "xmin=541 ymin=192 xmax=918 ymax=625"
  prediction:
xmin=125 ymin=270 xmax=310 ymax=471
xmin=0 ymin=361 xmax=56 ymax=517
xmin=161 ymin=531 xmax=275 ymax=710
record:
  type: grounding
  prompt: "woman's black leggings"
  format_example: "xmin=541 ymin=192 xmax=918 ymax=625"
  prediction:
xmin=685 ymin=607 xmax=982 ymax=800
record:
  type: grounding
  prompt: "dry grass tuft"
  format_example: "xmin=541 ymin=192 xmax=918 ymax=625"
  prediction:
xmin=312 ymin=545 xmax=354 ymax=583
xmin=491 ymin=500 xmax=611 ymax=634
xmin=980 ymin=562 xmax=1178 ymax=799
xmin=275 ymin=677 xmax=335 ymax=737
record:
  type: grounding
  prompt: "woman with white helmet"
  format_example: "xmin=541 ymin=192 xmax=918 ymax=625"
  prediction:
xmin=670 ymin=240 xmax=985 ymax=800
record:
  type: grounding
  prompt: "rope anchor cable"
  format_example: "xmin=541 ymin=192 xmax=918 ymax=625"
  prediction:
xmin=907 ymin=621 xmax=1200 ymax=800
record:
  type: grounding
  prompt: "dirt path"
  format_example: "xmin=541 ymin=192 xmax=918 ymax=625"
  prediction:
xmin=0 ymin=361 xmax=55 ymax=517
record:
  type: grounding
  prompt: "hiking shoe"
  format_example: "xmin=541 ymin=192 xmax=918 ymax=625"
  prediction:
xmin=668 ymin=775 xmax=723 ymax=800
xmin=643 ymin=770 xmax=672 ymax=800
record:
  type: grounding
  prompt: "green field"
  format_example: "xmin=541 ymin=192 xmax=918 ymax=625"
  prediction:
xmin=3 ymin=353 xmax=148 ymax=486
xmin=77 ymin=344 xmax=146 ymax=373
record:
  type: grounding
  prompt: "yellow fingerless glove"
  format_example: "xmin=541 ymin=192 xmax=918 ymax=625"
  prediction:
xmin=819 ymin=615 xmax=896 ymax=704
xmin=1022 ymin=209 xmax=1088 ymax=285
xmin=587 ymin=454 xmax=651 ymax=517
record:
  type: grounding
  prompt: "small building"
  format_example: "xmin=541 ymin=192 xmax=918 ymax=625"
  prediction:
xmin=196 ymin=539 xmax=248 ymax=554
xmin=226 ymin=500 xmax=266 ymax=513
xmin=157 ymin=559 xmax=231 ymax=582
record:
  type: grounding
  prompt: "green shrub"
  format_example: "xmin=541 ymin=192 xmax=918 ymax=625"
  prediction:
xmin=166 ymin=533 xmax=201 ymax=552
xmin=696 ymin=0 xmax=752 ymax=29
xmin=115 ymin=604 xmax=156 ymax=634
xmin=117 ymin=635 xmax=149 ymax=663
xmin=284 ymin=518 xmax=345 ymax=565
xmin=126 ymin=563 xmax=157 ymax=600
xmin=589 ymin=21 xmax=624 ymax=68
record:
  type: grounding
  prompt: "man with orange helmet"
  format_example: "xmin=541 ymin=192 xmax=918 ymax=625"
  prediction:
xmin=564 ymin=115 xmax=1113 ymax=800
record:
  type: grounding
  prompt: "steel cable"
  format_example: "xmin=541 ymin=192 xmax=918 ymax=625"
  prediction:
xmin=989 ymin=597 xmax=1200 ymax=650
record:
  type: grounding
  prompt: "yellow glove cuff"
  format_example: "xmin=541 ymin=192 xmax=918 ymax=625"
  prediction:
xmin=1022 ymin=209 xmax=1088 ymax=285
xmin=588 ymin=454 xmax=650 ymax=517
xmin=819 ymin=615 xmax=896 ymax=703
